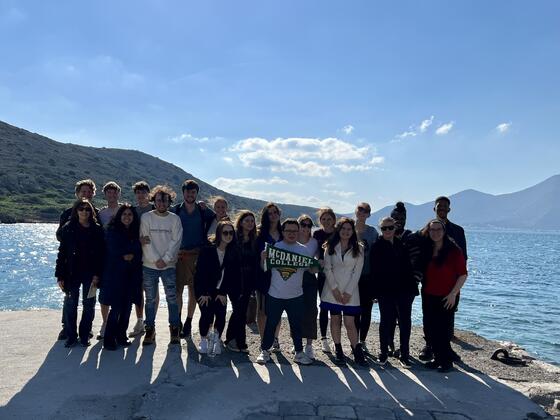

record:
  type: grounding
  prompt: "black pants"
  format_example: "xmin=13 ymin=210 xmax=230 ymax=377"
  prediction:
xmin=422 ymin=293 xmax=457 ymax=364
xmin=302 ymin=272 xmax=318 ymax=339
xmin=262 ymin=295 xmax=304 ymax=352
xmin=104 ymin=294 xmax=133 ymax=346
xmin=378 ymin=295 xmax=414 ymax=357
xmin=199 ymin=296 xmax=227 ymax=338
xmin=226 ymin=293 xmax=250 ymax=348
xmin=318 ymin=273 xmax=329 ymax=338
xmin=354 ymin=275 xmax=374 ymax=342
xmin=63 ymin=274 xmax=95 ymax=342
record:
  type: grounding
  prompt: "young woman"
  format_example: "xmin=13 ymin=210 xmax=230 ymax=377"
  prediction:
xmin=195 ymin=221 xmax=241 ymax=355
xmin=207 ymin=196 xmax=230 ymax=238
xmin=370 ymin=217 xmax=418 ymax=368
xmin=297 ymin=215 xmax=320 ymax=359
xmin=320 ymin=217 xmax=367 ymax=366
xmin=255 ymin=203 xmax=283 ymax=348
xmin=420 ymin=219 xmax=468 ymax=372
xmin=312 ymin=207 xmax=336 ymax=353
xmin=225 ymin=210 xmax=259 ymax=353
xmin=102 ymin=204 xmax=143 ymax=351
xmin=55 ymin=199 xmax=105 ymax=348
xmin=353 ymin=202 xmax=378 ymax=354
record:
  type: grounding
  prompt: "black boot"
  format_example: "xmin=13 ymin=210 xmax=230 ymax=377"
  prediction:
xmin=170 ymin=325 xmax=180 ymax=345
xmin=334 ymin=343 xmax=346 ymax=365
xmin=353 ymin=343 xmax=368 ymax=367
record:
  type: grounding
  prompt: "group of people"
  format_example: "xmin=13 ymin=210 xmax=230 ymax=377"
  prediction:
xmin=55 ymin=177 xmax=468 ymax=373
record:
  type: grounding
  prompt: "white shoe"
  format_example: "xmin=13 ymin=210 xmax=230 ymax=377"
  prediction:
xmin=213 ymin=338 xmax=222 ymax=355
xmin=304 ymin=344 xmax=315 ymax=360
xmin=360 ymin=341 xmax=370 ymax=354
xmin=256 ymin=350 xmax=270 ymax=364
xmin=294 ymin=351 xmax=313 ymax=365
xmin=129 ymin=319 xmax=145 ymax=337
xmin=198 ymin=338 xmax=209 ymax=354
xmin=321 ymin=338 xmax=331 ymax=353
xmin=272 ymin=338 xmax=280 ymax=352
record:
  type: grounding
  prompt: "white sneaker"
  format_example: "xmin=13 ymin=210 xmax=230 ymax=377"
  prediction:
xmin=213 ymin=338 xmax=222 ymax=355
xmin=321 ymin=338 xmax=331 ymax=353
xmin=198 ymin=338 xmax=209 ymax=354
xmin=272 ymin=338 xmax=280 ymax=352
xmin=294 ymin=351 xmax=313 ymax=365
xmin=360 ymin=341 xmax=370 ymax=354
xmin=256 ymin=350 xmax=270 ymax=364
xmin=129 ymin=319 xmax=145 ymax=337
xmin=304 ymin=344 xmax=315 ymax=360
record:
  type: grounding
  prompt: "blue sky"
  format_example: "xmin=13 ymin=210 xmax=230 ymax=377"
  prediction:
xmin=1 ymin=1 xmax=559 ymax=212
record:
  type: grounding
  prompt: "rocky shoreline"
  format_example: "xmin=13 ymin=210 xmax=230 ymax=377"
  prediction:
xmin=1 ymin=309 xmax=558 ymax=419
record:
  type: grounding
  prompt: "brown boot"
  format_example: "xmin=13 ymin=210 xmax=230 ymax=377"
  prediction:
xmin=169 ymin=325 xmax=180 ymax=345
xmin=143 ymin=326 xmax=156 ymax=346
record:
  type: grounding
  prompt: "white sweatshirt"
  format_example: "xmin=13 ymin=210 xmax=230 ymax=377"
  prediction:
xmin=140 ymin=211 xmax=183 ymax=270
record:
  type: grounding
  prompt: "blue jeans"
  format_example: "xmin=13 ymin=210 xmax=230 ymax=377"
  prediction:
xmin=63 ymin=274 xmax=96 ymax=342
xmin=143 ymin=267 xmax=180 ymax=328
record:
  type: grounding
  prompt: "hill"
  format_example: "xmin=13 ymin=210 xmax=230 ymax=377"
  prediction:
xmin=370 ymin=175 xmax=560 ymax=230
xmin=0 ymin=120 xmax=316 ymax=223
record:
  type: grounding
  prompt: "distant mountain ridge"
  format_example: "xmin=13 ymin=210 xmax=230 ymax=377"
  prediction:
xmin=0 ymin=120 xmax=317 ymax=223
xmin=369 ymin=175 xmax=560 ymax=231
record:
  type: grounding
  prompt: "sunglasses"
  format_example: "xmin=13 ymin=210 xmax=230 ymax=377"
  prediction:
xmin=300 ymin=223 xmax=313 ymax=228
xmin=357 ymin=207 xmax=370 ymax=214
xmin=222 ymin=230 xmax=234 ymax=236
xmin=380 ymin=225 xmax=395 ymax=231
xmin=78 ymin=207 xmax=92 ymax=212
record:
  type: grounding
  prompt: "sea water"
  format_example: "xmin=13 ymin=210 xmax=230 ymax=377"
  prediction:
xmin=0 ymin=224 xmax=558 ymax=365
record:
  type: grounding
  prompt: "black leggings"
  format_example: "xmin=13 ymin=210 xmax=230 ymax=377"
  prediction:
xmin=318 ymin=273 xmax=329 ymax=338
xmin=198 ymin=296 xmax=227 ymax=338
xmin=378 ymin=295 xmax=414 ymax=357
xmin=354 ymin=275 xmax=374 ymax=342
xmin=226 ymin=293 xmax=250 ymax=348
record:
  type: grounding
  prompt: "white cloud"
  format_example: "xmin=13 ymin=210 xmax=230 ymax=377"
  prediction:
xmin=321 ymin=190 xmax=356 ymax=198
xmin=229 ymin=136 xmax=383 ymax=177
xmin=496 ymin=122 xmax=511 ymax=134
xmin=222 ymin=157 xmax=233 ymax=164
xmin=419 ymin=115 xmax=435 ymax=133
xmin=213 ymin=176 xmax=290 ymax=191
xmin=435 ymin=122 xmax=454 ymax=136
xmin=342 ymin=125 xmax=354 ymax=135
xmin=169 ymin=133 xmax=210 ymax=143
xmin=394 ymin=115 xmax=435 ymax=141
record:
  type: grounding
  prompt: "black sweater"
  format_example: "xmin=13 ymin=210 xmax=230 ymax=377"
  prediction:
xmin=194 ymin=244 xmax=242 ymax=298
xmin=370 ymin=236 xmax=418 ymax=298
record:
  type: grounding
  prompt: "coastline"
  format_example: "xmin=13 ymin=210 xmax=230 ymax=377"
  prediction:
xmin=1 ymin=309 xmax=558 ymax=419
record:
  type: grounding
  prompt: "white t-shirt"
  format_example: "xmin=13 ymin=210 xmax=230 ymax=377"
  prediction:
xmin=268 ymin=241 xmax=312 ymax=300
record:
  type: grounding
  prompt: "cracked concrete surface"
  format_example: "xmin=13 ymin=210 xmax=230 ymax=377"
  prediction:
xmin=0 ymin=310 xmax=555 ymax=420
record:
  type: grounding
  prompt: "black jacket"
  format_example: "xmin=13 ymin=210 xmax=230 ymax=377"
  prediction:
xmin=445 ymin=220 xmax=468 ymax=261
xmin=194 ymin=244 xmax=242 ymax=298
xmin=370 ymin=236 xmax=418 ymax=298
xmin=55 ymin=220 xmax=105 ymax=290
xmin=239 ymin=240 xmax=260 ymax=294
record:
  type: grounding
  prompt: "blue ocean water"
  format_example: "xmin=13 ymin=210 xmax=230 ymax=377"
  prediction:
xmin=0 ymin=224 xmax=559 ymax=365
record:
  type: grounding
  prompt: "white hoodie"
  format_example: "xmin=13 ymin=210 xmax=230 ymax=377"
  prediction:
xmin=140 ymin=210 xmax=183 ymax=270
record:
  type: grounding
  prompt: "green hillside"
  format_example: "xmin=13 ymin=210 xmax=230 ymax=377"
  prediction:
xmin=0 ymin=120 xmax=317 ymax=223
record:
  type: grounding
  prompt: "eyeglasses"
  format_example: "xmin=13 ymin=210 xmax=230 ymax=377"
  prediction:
xmin=300 ymin=223 xmax=312 ymax=228
xmin=380 ymin=225 xmax=395 ymax=231
xmin=78 ymin=207 xmax=91 ymax=212
xmin=222 ymin=230 xmax=234 ymax=236
xmin=283 ymin=229 xmax=299 ymax=234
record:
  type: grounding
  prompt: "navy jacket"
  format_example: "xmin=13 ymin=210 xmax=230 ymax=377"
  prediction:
xmin=194 ymin=244 xmax=242 ymax=298
xmin=101 ymin=227 xmax=142 ymax=306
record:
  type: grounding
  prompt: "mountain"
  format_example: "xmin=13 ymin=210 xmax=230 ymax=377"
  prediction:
xmin=0 ymin=120 xmax=317 ymax=223
xmin=369 ymin=175 xmax=560 ymax=231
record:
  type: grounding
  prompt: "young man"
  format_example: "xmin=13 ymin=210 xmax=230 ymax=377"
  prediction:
xmin=206 ymin=196 xmax=230 ymax=238
xmin=96 ymin=181 xmax=122 ymax=339
xmin=171 ymin=179 xmax=215 ymax=338
xmin=256 ymin=219 xmax=315 ymax=366
xmin=128 ymin=181 xmax=156 ymax=337
xmin=55 ymin=179 xmax=99 ymax=340
xmin=419 ymin=196 xmax=468 ymax=362
xmin=140 ymin=185 xmax=183 ymax=345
